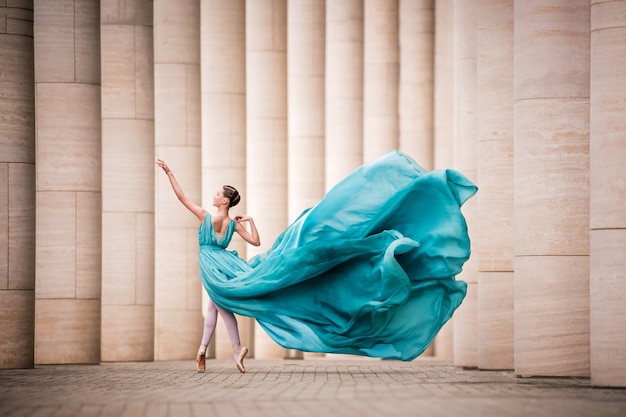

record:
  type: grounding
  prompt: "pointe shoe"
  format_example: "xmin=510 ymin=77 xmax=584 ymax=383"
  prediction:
xmin=235 ymin=346 xmax=248 ymax=373
xmin=196 ymin=350 xmax=206 ymax=373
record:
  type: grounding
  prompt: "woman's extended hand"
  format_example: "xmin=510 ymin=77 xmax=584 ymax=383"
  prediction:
xmin=235 ymin=215 xmax=252 ymax=223
xmin=155 ymin=159 xmax=171 ymax=174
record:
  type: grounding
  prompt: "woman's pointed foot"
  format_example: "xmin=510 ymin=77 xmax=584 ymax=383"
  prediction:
xmin=235 ymin=346 xmax=248 ymax=373
xmin=196 ymin=348 xmax=206 ymax=373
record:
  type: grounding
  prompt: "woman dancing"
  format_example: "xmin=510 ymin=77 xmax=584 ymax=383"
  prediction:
xmin=158 ymin=151 xmax=477 ymax=364
xmin=156 ymin=159 xmax=259 ymax=373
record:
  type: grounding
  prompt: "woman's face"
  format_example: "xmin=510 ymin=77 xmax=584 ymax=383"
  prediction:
xmin=213 ymin=187 xmax=227 ymax=208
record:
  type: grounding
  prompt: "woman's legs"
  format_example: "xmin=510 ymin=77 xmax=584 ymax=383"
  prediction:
xmin=196 ymin=299 xmax=248 ymax=373
xmin=196 ymin=300 xmax=218 ymax=373
xmin=215 ymin=305 xmax=249 ymax=373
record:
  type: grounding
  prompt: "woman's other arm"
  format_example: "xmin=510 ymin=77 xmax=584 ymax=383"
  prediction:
xmin=234 ymin=215 xmax=261 ymax=246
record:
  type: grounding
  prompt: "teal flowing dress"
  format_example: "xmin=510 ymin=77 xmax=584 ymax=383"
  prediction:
xmin=198 ymin=151 xmax=477 ymax=361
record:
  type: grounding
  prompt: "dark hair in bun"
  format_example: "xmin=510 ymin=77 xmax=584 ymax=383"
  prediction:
xmin=223 ymin=185 xmax=240 ymax=208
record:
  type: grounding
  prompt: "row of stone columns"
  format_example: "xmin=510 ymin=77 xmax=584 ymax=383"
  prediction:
xmin=448 ymin=0 xmax=626 ymax=387
xmin=1 ymin=0 xmax=624 ymax=388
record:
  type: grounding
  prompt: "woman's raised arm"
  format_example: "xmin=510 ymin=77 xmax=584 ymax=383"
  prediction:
xmin=156 ymin=159 xmax=206 ymax=222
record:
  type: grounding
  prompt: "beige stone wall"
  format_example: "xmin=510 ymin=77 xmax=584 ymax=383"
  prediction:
xmin=0 ymin=1 xmax=35 ymax=369
xmin=100 ymin=0 xmax=155 ymax=362
xmin=34 ymin=0 xmax=101 ymax=365
xmin=514 ymin=0 xmax=590 ymax=377
xmin=589 ymin=0 xmax=626 ymax=387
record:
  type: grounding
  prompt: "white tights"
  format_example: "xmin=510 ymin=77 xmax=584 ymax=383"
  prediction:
xmin=200 ymin=298 xmax=241 ymax=351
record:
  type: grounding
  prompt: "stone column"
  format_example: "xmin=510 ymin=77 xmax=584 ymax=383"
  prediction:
xmin=288 ymin=0 xmax=326 ymax=220
xmin=432 ymin=0 xmax=455 ymax=358
xmin=434 ymin=0 xmax=454 ymax=171
xmin=246 ymin=0 xmax=289 ymax=359
xmin=589 ymin=0 xmax=626 ymax=387
xmin=201 ymin=0 xmax=253 ymax=360
xmin=452 ymin=0 xmax=479 ymax=369
xmin=0 ymin=1 xmax=35 ymax=369
xmin=287 ymin=0 xmax=326 ymax=360
xmin=34 ymin=0 xmax=101 ymax=365
xmin=514 ymin=0 xmax=590 ymax=377
xmin=154 ymin=0 xmax=202 ymax=360
xmin=325 ymin=0 xmax=364 ymax=189
xmin=476 ymin=0 xmax=514 ymax=371
xmin=399 ymin=0 xmax=434 ymax=169
xmin=363 ymin=0 xmax=399 ymax=163
xmin=100 ymin=0 xmax=155 ymax=362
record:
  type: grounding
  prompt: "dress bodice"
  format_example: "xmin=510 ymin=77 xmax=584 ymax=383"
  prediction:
xmin=198 ymin=212 xmax=236 ymax=248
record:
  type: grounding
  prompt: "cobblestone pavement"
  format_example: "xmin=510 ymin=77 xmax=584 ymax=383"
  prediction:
xmin=1 ymin=357 xmax=625 ymax=417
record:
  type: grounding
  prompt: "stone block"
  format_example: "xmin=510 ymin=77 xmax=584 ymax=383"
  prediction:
xmin=35 ymin=191 xmax=76 ymax=298
xmin=101 ymin=25 xmax=137 ymax=118
xmin=478 ymin=271 xmax=514 ymax=370
xmin=155 ymin=227 xmax=198 ymax=309
xmin=8 ymin=163 xmax=35 ymax=290
xmin=154 ymin=0 xmax=199 ymax=64
xmin=101 ymin=305 xmax=154 ymax=362
xmin=515 ymin=255 xmax=589 ymax=377
xmin=36 ymin=83 xmax=101 ymax=192
xmin=590 ymin=22 xmax=626 ymax=229
xmin=514 ymin=1 xmax=590 ymax=100
xmin=0 ymin=165 xmax=7 ymax=288
xmin=514 ymin=98 xmax=590 ymax=256
xmin=135 ymin=212 xmax=155 ymax=306
xmin=35 ymin=298 xmax=100 ymax=364
xmin=155 ymin=309 xmax=202 ymax=360
xmin=590 ymin=228 xmax=626 ymax=387
xmin=102 ymin=212 xmax=136 ymax=305
xmin=246 ymin=0 xmax=286 ymax=51
xmin=0 ymin=289 xmax=34 ymax=368
xmin=101 ymin=0 xmax=153 ymax=26
xmin=134 ymin=25 xmax=154 ymax=120
xmin=154 ymin=145 xmax=201 ymax=229
xmin=453 ymin=282 xmax=478 ymax=367
xmin=102 ymin=119 xmax=154 ymax=213
xmin=201 ymin=0 xmax=245 ymax=93
xmin=74 ymin=0 xmax=100 ymax=84
xmin=154 ymin=64 xmax=199 ymax=146
xmin=0 ymin=35 xmax=35 ymax=164
xmin=75 ymin=191 xmax=101 ymax=299
xmin=33 ymin=0 xmax=76 ymax=83
xmin=477 ymin=138 xmax=514 ymax=272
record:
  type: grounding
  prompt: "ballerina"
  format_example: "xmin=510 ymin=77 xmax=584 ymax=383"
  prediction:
xmin=156 ymin=159 xmax=259 ymax=373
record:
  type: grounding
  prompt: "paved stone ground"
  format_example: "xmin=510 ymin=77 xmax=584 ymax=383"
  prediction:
xmin=1 ymin=357 xmax=625 ymax=417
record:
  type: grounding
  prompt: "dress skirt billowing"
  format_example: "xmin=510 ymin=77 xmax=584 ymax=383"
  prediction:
xmin=198 ymin=151 xmax=478 ymax=361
